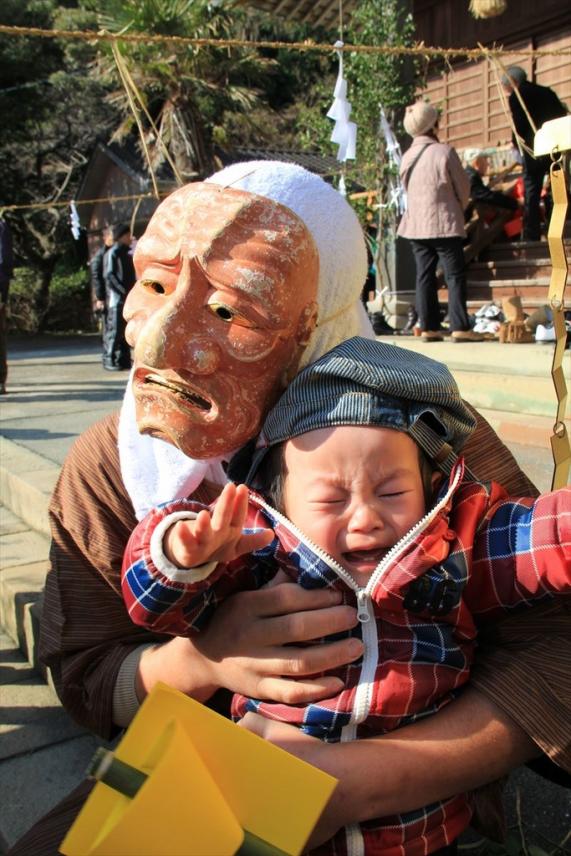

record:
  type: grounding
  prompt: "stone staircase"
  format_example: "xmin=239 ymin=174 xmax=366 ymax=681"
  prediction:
xmin=466 ymin=238 xmax=571 ymax=314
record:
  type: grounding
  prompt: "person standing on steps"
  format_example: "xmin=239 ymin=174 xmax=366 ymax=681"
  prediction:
xmin=502 ymin=66 xmax=567 ymax=242
xmin=102 ymin=223 xmax=136 ymax=371
xmin=398 ymin=101 xmax=485 ymax=343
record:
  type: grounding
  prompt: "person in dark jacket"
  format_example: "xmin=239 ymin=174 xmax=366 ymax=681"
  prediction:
xmin=502 ymin=66 xmax=567 ymax=241
xmin=0 ymin=219 xmax=14 ymax=394
xmin=102 ymin=223 xmax=136 ymax=371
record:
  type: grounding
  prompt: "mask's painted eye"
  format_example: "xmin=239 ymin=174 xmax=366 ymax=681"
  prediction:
xmin=207 ymin=302 xmax=257 ymax=328
xmin=140 ymin=280 xmax=165 ymax=295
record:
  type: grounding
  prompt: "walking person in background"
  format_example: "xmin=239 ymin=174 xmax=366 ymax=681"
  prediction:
xmin=102 ymin=223 xmax=136 ymax=371
xmin=398 ymin=101 xmax=484 ymax=343
xmin=0 ymin=218 xmax=14 ymax=394
xmin=502 ymin=66 xmax=567 ymax=241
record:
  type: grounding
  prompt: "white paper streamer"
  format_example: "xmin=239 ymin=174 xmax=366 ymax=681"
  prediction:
xmin=378 ymin=106 xmax=406 ymax=214
xmin=327 ymin=41 xmax=357 ymax=162
xmin=69 ymin=201 xmax=81 ymax=240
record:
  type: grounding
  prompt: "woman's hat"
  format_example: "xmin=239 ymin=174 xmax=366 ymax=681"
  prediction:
xmin=403 ymin=102 xmax=439 ymax=137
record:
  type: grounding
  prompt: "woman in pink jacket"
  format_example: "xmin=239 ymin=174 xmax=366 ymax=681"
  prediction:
xmin=397 ymin=101 xmax=484 ymax=343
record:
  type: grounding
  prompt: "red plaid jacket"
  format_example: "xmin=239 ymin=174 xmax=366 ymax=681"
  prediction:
xmin=123 ymin=462 xmax=571 ymax=856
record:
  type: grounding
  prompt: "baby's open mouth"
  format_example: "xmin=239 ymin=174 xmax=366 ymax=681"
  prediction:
xmin=342 ymin=548 xmax=386 ymax=566
xmin=143 ymin=373 xmax=212 ymax=412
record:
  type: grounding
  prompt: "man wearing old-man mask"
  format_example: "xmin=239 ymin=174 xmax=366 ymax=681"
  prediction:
xmin=15 ymin=161 xmax=566 ymax=856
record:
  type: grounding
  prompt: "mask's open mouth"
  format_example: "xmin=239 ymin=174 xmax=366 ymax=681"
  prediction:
xmin=143 ymin=373 xmax=212 ymax=412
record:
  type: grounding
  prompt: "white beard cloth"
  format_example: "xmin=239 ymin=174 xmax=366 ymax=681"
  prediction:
xmin=119 ymin=160 xmax=375 ymax=520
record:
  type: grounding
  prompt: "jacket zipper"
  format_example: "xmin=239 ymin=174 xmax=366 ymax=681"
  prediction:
xmin=251 ymin=466 xmax=462 ymax=856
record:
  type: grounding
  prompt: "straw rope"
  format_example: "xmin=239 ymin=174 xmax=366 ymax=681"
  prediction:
xmin=0 ymin=192 xmax=169 ymax=214
xmin=111 ymin=43 xmax=161 ymax=199
xmin=111 ymin=42 xmax=184 ymax=190
xmin=0 ymin=24 xmax=570 ymax=59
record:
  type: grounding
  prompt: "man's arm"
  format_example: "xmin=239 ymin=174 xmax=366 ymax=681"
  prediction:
xmin=461 ymin=405 xmax=538 ymax=495
xmin=90 ymin=247 xmax=106 ymax=301
xmin=240 ymin=687 xmax=539 ymax=849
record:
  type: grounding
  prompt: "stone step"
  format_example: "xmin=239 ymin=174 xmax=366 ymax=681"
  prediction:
xmin=380 ymin=336 xmax=571 ymax=420
xmin=0 ymin=633 xmax=103 ymax=851
xmin=481 ymin=238 xmax=571 ymax=263
xmin=0 ymin=505 xmax=50 ymax=677
xmin=465 ymin=278 xmax=554 ymax=309
xmin=466 ymin=277 xmax=551 ymax=291
xmin=468 ymin=257 xmax=553 ymax=280
xmin=0 ymin=437 xmax=59 ymax=539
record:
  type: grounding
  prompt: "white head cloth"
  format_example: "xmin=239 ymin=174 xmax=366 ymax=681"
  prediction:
xmin=119 ymin=160 xmax=374 ymax=519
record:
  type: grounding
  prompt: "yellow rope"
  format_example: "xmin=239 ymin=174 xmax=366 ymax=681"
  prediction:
xmin=0 ymin=24 xmax=570 ymax=59
xmin=546 ymin=154 xmax=570 ymax=489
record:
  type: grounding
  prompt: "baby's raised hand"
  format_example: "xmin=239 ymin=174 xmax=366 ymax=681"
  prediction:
xmin=164 ymin=483 xmax=274 ymax=568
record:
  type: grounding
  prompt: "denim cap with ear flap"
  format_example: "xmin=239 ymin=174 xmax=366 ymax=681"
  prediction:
xmin=233 ymin=336 xmax=477 ymax=486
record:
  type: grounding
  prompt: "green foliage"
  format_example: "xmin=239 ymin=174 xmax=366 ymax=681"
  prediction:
xmin=345 ymin=0 xmax=417 ymax=191
xmin=8 ymin=262 xmax=94 ymax=334
xmin=0 ymin=0 xmax=118 ymax=324
xmin=87 ymin=0 xmax=293 ymax=177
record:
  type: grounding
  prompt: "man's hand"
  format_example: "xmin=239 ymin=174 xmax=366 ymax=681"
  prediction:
xmin=163 ymin=483 xmax=274 ymax=567
xmin=137 ymin=580 xmax=362 ymax=706
xmin=238 ymin=688 xmax=541 ymax=850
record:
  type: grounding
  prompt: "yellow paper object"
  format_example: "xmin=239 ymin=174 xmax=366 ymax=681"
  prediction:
xmin=61 ymin=683 xmax=338 ymax=856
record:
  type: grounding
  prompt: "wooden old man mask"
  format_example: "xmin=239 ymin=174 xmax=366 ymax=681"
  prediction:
xmin=124 ymin=182 xmax=319 ymax=459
